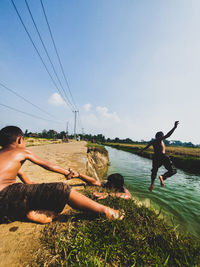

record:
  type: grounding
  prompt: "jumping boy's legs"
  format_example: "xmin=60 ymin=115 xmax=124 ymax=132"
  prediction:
xmin=26 ymin=189 xmax=124 ymax=223
xmin=149 ymin=156 xmax=161 ymax=191
xmin=159 ymin=155 xmax=177 ymax=187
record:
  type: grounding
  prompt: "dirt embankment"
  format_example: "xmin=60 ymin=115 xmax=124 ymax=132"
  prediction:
xmin=86 ymin=146 xmax=109 ymax=180
xmin=0 ymin=141 xmax=87 ymax=267
xmin=0 ymin=141 xmax=109 ymax=267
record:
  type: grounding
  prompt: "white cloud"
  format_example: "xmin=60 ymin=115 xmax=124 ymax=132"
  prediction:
xmin=83 ymin=103 xmax=92 ymax=112
xmin=48 ymin=93 xmax=67 ymax=107
xmin=96 ymin=106 xmax=120 ymax=122
xmin=81 ymin=105 xmax=122 ymax=137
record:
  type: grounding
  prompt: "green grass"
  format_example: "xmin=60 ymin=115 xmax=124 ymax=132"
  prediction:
xmin=87 ymin=141 xmax=108 ymax=156
xmin=37 ymin=193 xmax=200 ymax=267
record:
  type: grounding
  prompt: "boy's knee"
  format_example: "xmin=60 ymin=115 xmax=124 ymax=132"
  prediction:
xmin=151 ymin=168 xmax=157 ymax=177
xmin=170 ymin=168 xmax=177 ymax=175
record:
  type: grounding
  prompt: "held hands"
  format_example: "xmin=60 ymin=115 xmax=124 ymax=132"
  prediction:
xmin=174 ymin=121 xmax=179 ymax=128
xmin=65 ymin=168 xmax=80 ymax=180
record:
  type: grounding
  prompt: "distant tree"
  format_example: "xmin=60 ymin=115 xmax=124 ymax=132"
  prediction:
xmin=57 ymin=131 xmax=66 ymax=139
xmin=114 ymin=137 xmax=120 ymax=143
xmin=24 ymin=129 xmax=29 ymax=137
xmin=41 ymin=129 xmax=48 ymax=138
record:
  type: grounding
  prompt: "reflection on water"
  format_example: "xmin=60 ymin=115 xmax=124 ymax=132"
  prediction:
xmin=106 ymin=146 xmax=200 ymax=238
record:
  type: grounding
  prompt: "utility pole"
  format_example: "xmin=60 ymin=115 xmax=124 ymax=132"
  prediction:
xmin=82 ymin=128 xmax=84 ymax=141
xmin=66 ymin=121 xmax=69 ymax=141
xmin=73 ymin=110 xmax=79 ymax=140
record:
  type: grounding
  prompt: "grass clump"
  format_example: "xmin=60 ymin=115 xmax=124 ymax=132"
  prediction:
xmin=38 ymin=195 xmax=200 ymax=266
xmin=87 ymin=141 xmax=108 ymax=156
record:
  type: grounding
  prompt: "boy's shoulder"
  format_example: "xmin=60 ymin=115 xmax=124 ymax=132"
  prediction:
xmin=0 ymin=146 xmax=32 ymax=157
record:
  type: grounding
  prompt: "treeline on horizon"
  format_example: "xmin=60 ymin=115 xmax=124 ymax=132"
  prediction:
xmin=24 ymin=129 xmax=200 ymax=148
xmin=25 ymin=129 xmax=200 ymax=148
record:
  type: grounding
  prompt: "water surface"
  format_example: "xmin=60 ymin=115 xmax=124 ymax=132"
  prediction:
xmin=106 ymin=146 xmax=200 ymax=238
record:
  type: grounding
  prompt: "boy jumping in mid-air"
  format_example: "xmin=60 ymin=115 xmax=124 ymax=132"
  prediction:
xmin=0 ymin=126 xmax=124 ymax=224
xmin=139 ymin=121 xmax=179 ymax=191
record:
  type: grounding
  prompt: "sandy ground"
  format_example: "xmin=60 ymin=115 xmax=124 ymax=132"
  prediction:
xmin=0 ymin=141 xmax=88 ymax=267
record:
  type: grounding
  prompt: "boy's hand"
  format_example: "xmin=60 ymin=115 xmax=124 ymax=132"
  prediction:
xmin=65 ymin=169 xmax=73 ymax=179
xmin=93 ymin=192 xmax=109 ymax=200
xmin=174 ymin=121 xmax=179 ymax=128
xmin=65 ymin=168 xmax=80 ymax=179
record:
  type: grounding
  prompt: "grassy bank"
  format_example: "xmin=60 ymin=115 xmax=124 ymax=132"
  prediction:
xmin=104 ymin=143 xmax=200 ymax=173
xmin=37 ymin=192 xmax=200 ymax=266
xmin=87 ymin=141 xmax=108 ymax=156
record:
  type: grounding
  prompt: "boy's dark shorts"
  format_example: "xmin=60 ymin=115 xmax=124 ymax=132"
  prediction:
xmin=0 ymin=182 xmax=71 ymax=223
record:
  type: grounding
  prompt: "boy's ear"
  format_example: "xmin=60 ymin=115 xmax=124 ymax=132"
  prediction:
xmin=17 ymin=136 xmax=22 ymax=144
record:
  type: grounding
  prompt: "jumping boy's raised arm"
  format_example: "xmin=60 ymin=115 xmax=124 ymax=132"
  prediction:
xmin=163 ymin=121 xmax=179 ymax=140
xmin=25 ymin=149 xmax=71 ymax=178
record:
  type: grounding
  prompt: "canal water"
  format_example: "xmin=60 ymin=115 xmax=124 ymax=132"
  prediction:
xmin=106 ymin=146 xmax=200 ymax=238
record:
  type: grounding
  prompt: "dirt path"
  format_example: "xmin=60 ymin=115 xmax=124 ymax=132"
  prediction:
xmin=0 ymin=141 xmax=87 ymax=267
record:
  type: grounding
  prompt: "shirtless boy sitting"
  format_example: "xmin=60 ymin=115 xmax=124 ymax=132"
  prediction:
xmin=68 ymin=171 xmax=132 ymax=200
xmin=0 ymin=126 xmax=124 ymax=224
xmin=139 ymin=121 xmax=179 ymax=191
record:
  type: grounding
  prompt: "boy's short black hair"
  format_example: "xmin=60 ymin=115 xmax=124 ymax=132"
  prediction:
xmin=155 ymin=131 xmax=164 ymax=139
xmin=103 ymin=173 xmax=124 ymax=192
xmin=0 ymin=126 xmax=24 ymax=147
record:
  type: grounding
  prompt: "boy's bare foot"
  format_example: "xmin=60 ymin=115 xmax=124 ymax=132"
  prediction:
xmin=159 ymin=176 xmax=165 ymax=187
xmin=26 ymin=210 xmax=57 ymax=224
xmin=105 ymin=208 xmax=125 ymax=220
xmin=148 ymin=185 xmax=154 ymax=192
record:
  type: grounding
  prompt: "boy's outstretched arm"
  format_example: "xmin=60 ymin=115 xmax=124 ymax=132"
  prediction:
xmin=68 ymin=170 xmax=101 ymax=186
xmin=138 ymin=141 xmax=153 ymax=154
xmin=163 ymin=121 xmax=179 ymax=139
xmin=25 ymin=150 xmax=70 ymax=178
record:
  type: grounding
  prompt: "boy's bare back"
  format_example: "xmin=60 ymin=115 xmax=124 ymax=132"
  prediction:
xmin=0 ymin=146 xmax=30 ymax=191
xmin=152 ymin=139 xmax=166 ymax=154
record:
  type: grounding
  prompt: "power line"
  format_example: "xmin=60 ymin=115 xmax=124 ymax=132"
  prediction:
xmin=11 ymin=0 xmax=72 ymax=110
xmin=0 ymin=82 xmax=57 ymax=119
xmin=24 ymin=0 xmax=74 ymax=110
xmin=0 ymin=103 xmax=61 ymax=124
xmin=40 ymin=0 xmax=85 ymax=133
xmin=40 ymin=0 xmax=77 ymax=110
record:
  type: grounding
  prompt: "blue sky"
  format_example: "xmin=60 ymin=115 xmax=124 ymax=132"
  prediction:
xmin=0 ymin=0 xmax=200 ymax=143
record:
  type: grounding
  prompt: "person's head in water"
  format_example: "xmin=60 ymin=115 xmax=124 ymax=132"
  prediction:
xmin=0 ymin=126 xmax=24 ymax=148
xmin=155 ymin=131 xmax=164 ymax=139
xmin=103 ymin=173 xmax=125 ymax=192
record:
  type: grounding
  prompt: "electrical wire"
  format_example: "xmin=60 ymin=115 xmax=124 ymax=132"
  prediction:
xmin=41 ymin=0 xmax=86 ymax=132
xmin=40 ymin=0 xmax=77 ymax=110
xmin=24 ymin=0 xmax=74 ymax=110
xmin=0 ymin=103 xmax=61 ymax=124
xmin=11 ymin=0 xmax=73 ymax=111
xmin=10 ymin=0 xmax=84 ymax=132
xmin=0 ymin=82 xmax=57 ymax=119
